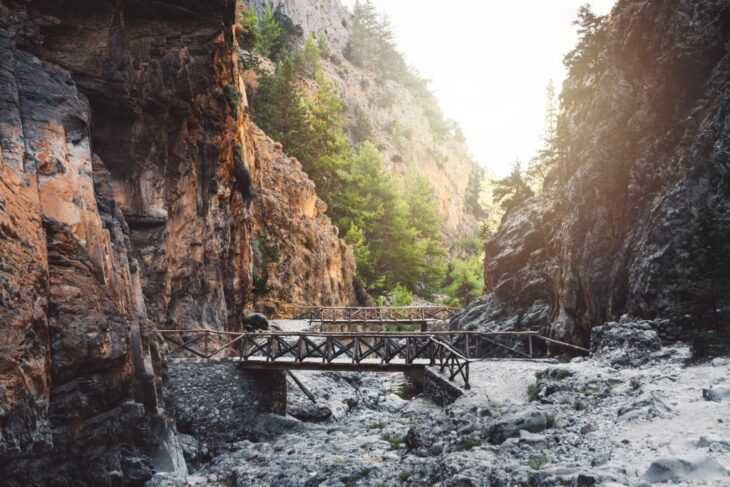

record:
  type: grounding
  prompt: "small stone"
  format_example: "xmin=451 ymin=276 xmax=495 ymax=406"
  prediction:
xmin=703 ymin=386 xmax=730 ymax=402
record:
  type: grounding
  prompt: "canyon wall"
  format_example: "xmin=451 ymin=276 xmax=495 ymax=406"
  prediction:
xmin=250 ymin=130 xmax=355 ymax=317
xmin=246 ymin=0 xmax=484 ymax=241
xmin=456 ymin=0 xmax=730 ymax=350
xmin=0 ymin=0 xmax=354 ymax=483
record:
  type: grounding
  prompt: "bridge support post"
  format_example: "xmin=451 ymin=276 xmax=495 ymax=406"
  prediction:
xmin=250 ymin=369 xmax=287 ymax=415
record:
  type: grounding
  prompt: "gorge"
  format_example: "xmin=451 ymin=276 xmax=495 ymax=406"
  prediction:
xmin=1 ymin=0 xmax=729 ymax=486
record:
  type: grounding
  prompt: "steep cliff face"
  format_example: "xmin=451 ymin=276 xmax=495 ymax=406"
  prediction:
xmin=246 ymin=0 xmax=483 ymax=240
xmin=250 ymin=130 xmax=355 ymax=317
xmin=456 ymin=0 xmax=730 ymax=350
xmin=0 ymin=0 xmax=354 ymax=483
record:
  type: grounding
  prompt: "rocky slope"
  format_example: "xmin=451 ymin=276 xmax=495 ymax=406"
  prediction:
xmin=250 ymin=129 xmax=355 ymax=317
xmin=456 ymin=0 xmax=730 ymax=350
xmin=246 ymin=0 xmax=484 ymax=241
xmin=0 ymin=0 xmax=353 ymax=483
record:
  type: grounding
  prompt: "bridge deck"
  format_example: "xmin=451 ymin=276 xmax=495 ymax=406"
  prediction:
xmin=235 ymin=356 xmax=431 ymax=372
xmin=157 ymin=321 xmax=590 ymax=390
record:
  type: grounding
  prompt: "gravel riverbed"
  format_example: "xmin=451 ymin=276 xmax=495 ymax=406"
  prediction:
xmin=149 ymin=322 xmax=730 ymax=486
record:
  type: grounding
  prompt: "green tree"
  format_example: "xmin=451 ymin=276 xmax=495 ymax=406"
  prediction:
xmin=345 ymin=0 xmax=381 ymax=68
xmin=296 ymin=34 xmax=321 ymax=77
xmin=238 ymin=5 xmax=259 ymax=50
xmin=528 ymin=79 xmax=560 ymax=189
xmin=401 ymin=174 xmax=448 ymax=296
xmin=302 ymin=72 xmax=352 ymax=215
xmin=344 ymin=223 xmax=372 ymax=274
xmin=351 ymin=105 xmax=373 ymax=144
xmin=266 ymin=55 xmax=312 ymax=154
xmin=442 ymin=255 xmax=484 ymax=307
xmin=493 ymin=160 xmax=534 ymax=213
xmin=391 ymin=283 xmax=413 ymax=307
xmin=340 ymin=143 xmax=414 ymax=293
xmin=258 ymin=5 xmax=285 ymax=59
xmin=317 ymin=35 xmax=331 ymax=58
xmin=564 ymin=4 xmax=608 ymax=75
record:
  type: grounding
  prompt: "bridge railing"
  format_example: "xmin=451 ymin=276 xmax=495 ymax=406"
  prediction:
xmin=157 ymin=329 xmax=471 ymax=388
xmin=156 ymin=329 xmax=588 ymax=390
xmin=297 ymin=306 xmax=462 ymax=324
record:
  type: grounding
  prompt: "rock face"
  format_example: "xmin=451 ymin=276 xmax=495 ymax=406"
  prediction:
xmin=0 ymin=0 xmax=354 ymax=483
xmin=458 ymin=0 xmax=730 ymax=348
xmin=245 ymin=0 xmax=484 ymax=240
xmin=250 ymin=132 xmax=355 ymax=317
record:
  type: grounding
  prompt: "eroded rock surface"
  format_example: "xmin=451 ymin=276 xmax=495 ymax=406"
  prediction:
xmin=457 ymin=0 xmax=730 ymax=350
xmin=251 ymin=133 xmax=355 ymax=317
xmin=0 ymin=0 xmax=354 ymax=483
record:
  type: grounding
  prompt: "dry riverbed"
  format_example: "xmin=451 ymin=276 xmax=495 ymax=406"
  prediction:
xmin=149 ymin=322 xmax=730 ymax=486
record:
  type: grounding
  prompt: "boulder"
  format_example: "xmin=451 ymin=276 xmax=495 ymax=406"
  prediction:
xmin=590 ymin=322 xmax=662 ymax=367
xmin=702 ymin=386 xmax=730 ymax=402
xmin=642 ymin=455 xmax=729 ymax=483
xmin=484 ymin=409 xmax=548 ymax=444
xmin=244 ymin=313 xmax=270 ymax=331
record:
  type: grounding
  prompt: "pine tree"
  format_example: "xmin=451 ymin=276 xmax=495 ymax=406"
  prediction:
xmin=302 ymin=72 xmax=352 ymax=215
xmin=564 ymin=4 xmax=607 ymax=75
xmin=317 ymin=35 xmax=331 ymax=58
xmin=528 ymin=80 xmax=560 ymax=188
xmin=269 ymin=55 xmax=312 ymax=154
xmin=258 ymin=5 xmax=285 ymax=59
xmin=402 ymin=174 xmax=448 ymax=297
xmin=493 ymin=160 xmax=534 ymax=212
xmin=296 ymin=34 xmax=321 ymax=77
xmin=345 ymin=0 xmax=380 ymax=67
xmin=238 ymin=5 xmax=259 ymax=50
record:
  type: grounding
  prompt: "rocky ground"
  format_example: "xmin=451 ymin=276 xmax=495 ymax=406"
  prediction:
xmin=148 ymin=322 xmax=730 ymax=486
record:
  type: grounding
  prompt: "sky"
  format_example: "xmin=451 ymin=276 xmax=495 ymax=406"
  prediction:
xmin=341 ymin=0 xmax=616 ymax=177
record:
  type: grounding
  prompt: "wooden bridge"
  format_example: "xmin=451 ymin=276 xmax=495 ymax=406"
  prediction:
xmin=300 ymin=306 xmax=461 ymax=326
xmin=157 ymin=328 xmax=589 ymax=389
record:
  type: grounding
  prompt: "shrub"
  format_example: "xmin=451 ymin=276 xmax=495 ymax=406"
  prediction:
xmin=221 ymin=84 xmax=240 ymax=111
xmin=342 ymin=468 xmax=372 ymax=487
xmin=528 ymin=455 xmax=548 ymax=470
xmin=545 ymin=412 xmax=556 ymax=429
xmin=454 ymin=437 xmax=481 ymax=451
xmin=527 ymin=383 xmax=539 ymax=402
xmin=382 ymin=433 xmax=405 ymax=450
xmin=398 ymin=471 xmax=412 ymax=482
xmin=391 ymin=283 xmax=413 ymax=307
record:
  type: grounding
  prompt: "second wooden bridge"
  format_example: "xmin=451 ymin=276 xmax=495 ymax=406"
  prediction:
xmin=301 ymin=306 xmax=461 ymax=325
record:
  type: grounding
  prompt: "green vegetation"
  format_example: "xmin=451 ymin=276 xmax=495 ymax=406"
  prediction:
xmin=382 ymin=433 xmax=405 ymax=450
xmin=454 ymin=437 xmax=481 ymax=451
xmin=391 ymin=283 xmax=413 ymax=307
xmin=237 ymin=5 xmax=258 ymax=50
xmin=657 ymin=201 xmax=730 ymax=328
xmin=564 ymin=4 xmax=608 ymax=76
xmin=296 ymin=34 xmax=321 ymax=77
xmin=492 ymin=160 xmax=535 ymax=213
xmin=398 ymin=471 xmax=412 ymax=482
xmin=341 ymin=468 xmax=373 ymax=487
xmin=222 ymin=84 xmax=240 ymax=111
xmin=257 ymin=5 xmax=285 ymax=59
xmin=545 ymin=412 xmax=556 ymax=429
xmin=527 ymin=383 xmax=539 ymax=402
xmin=528 ymin=455 xmax=548 ymax=471
xmin=245 ymin=1 xmax=491 ymax=305
xmin=367 ymin=422 xmax=385 ymax=430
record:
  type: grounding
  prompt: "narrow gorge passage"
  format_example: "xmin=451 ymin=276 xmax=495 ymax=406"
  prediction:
xmin=1 ymin=0 xmax=730 ymax=486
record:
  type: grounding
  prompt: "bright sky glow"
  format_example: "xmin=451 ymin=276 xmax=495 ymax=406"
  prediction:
xmin=342 ymin=0 xmax=616 ymax=176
